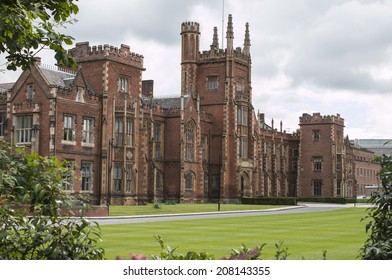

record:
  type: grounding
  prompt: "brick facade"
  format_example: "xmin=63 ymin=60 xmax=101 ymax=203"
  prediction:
xmin=0 ymin=15 xmax=380 ymax=204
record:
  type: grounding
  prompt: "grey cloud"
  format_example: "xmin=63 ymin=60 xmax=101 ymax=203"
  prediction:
xmin=283 ymin=1 xmax=392 ymax=93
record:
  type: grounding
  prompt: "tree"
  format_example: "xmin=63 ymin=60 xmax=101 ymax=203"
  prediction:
xmin=0 ymin=0 xmax=79 ymax=71
xmin=0 ymin=142 xmax=104 ymax=260
xmin=360 ymin=154 xmax=392 ymax=260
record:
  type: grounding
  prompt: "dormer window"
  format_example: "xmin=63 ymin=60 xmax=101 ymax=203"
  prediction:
xmin=119 ymin=76 xmax=129 ymax=93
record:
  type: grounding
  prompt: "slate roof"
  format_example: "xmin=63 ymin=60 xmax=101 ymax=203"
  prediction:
xmin=37 ymin=65 xmax=76 ymax=88
xmin=0 ymin=82 xmax=14 ymax=93
xmin=143 ymin=95 xmax=190 ymax=109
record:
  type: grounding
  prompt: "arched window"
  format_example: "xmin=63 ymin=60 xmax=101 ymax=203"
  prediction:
xmin=185 ymin=121 xmax=195 ymax=161
xmin=185 ymin=172 xmax=194 ymax=191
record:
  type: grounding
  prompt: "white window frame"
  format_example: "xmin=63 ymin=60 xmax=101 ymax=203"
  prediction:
xmin=63 ymin=115 xmax=75 ymax=142
xmin=81 ymin=161 xmax=93 ymax=192
xmin=15 ymin=115 xmax=33 ymax=144
xmin=82 ymin=117 xmax=94 ymax=145
xmin=119 ymin=76 xmax=129 ymax=93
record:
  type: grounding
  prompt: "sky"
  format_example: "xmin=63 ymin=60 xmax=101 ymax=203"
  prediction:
xmin=2 ymin=0 xmax=392 ymax=139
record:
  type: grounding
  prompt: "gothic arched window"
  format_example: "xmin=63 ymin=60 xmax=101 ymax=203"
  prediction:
xmin=185 ymin=121 xmax=195 ymax=161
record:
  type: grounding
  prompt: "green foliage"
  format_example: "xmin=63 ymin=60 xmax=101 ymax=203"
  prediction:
xmin=360 ymin=154 xmax=392 ymax=260
xmin=0 ymin=142 xmax=104 ymax=260
xmin=118 ymin=237 xmax=315 ymax=260
xmin=0 ymin=0 xmax=79 ymax=71
xmin=150 ymin=236 xmax=215 ymax=260
xmin=242 ymin=196 xmax=297 ymax=205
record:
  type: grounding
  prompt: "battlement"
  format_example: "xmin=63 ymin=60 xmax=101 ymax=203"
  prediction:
xmin=181 ymin=21 xmax=200 ymax=33
xmin=199 ymin=47 xmax=250 ymax=65
xmin=299 ymin=112 xmax=345 ymax=126
xmin=69 ymin=42 xmax=144 ymax=69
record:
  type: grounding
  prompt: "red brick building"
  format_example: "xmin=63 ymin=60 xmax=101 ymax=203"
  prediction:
xmin=352 ymin=146 xmax=380 ymax=197
xmin=0 ymin=15 xmax=379 ymax=204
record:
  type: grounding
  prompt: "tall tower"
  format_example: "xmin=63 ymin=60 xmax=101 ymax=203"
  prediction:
xmin=181 ymin=22 xmax=200 ymax=97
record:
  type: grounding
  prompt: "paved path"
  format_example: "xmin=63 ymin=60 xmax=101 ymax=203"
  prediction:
xmin=89 ymin=203 xmax=369 ymax=225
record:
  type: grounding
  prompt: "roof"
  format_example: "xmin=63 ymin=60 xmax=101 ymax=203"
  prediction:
xmin=143 ymin=95 xmax=190 ymax=109
xmin=37 ymin=65 xmax=76 ymax=88
xmin=0 ymin=82 xmax=15 ymax=93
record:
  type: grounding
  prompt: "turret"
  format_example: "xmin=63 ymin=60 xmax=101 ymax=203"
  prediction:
xmin=181 ymin=22 xmax=200 ymax=96
xmin=226 ymin=14 xmax=234 ymax=55
xmin=211 ymin=27 xmax=219 ymax=51
xmin=243 ymin=23 xmax=251 ymax=56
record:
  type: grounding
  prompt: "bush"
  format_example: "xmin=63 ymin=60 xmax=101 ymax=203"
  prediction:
xmin=117 ymin=236 xmax=293 ymax=260
xmin=360 ymin=154 xmax=392 ymax=260
xmin=297 ymin=197 xmax=348 ymax=204
xmin=242 ymin=196 xmax=297 ymax=205
xmin=0 ymin=142 xmax=104 ymax=260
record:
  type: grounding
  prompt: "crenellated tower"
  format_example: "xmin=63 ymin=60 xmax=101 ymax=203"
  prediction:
xmin=181 ymin=22 xmax=200 ymax=97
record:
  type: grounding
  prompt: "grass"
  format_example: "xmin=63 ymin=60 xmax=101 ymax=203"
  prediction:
xmin=108 ymin=203 xmax=284 ymax=216
xmin=99 ymin=207 xmax=369 ymax=260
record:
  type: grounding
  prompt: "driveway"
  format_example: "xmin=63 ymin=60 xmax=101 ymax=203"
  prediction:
xmin=89 ymin=203 xmax=367 ymax=225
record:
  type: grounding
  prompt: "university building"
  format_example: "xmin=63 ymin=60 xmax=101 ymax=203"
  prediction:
xmin=0 ymin=15 xmax=380 ymax=205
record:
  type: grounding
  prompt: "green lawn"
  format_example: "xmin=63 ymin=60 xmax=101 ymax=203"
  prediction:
xmin=99 ymin=207 xmax=369 ymax=260
xmin=108 ymin=203 xmax=284 ymax=216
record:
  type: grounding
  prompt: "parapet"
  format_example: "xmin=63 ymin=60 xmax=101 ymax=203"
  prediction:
xmin=181 ymin=21 xmax=200 ymax=34
xmin=299 ymin=112 xmax=345 ymax=126
xmin=69 ymin=42 xmax=144 ymax=69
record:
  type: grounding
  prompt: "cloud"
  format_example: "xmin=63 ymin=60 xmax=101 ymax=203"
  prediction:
xmin=2 ymin=0 xmax=392 ymax=139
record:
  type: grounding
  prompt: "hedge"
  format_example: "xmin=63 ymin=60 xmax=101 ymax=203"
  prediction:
xmin=242 ymin=197 xmax=297 ymax=205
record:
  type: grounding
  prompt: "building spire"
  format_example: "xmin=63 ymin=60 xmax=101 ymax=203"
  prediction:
xmin=243 ymin=22 xmax=251 ymax=56
xmin=211 ymin=26 xmax=219 ymax=50
xmin=226 ymin=14 xmax=234 ymax=53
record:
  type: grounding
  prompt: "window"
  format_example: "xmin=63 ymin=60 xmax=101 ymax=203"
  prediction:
xmin=185 ymin=122 xmax=195 ymax=161
xmin=207 ymin=76 xmax=218 ymax=90
xmin=312 ymin=130 xmax=320 ymax=141
xmin=236 ymin=78 xmax=244 ymax=93
xmin=81 ymin=161 xmax=93 ymax=191
xmin=313 ymin=180 xmax=322 ymax=196
xmin=15 ymin=115 xmax=32 ymax=144
xmin=82 ymin=118 xmax=94 ymax=144
xmin=0 ymin=112 xmax=6 ymax=137
xmin=337 ymin=180 xmax=342 ymax=196
xmin=185 ymin=172 xmax=194 ymax=191
xmin=156 ymin=170 xmax=163 ymax=193
xmin=154 ymin=123 xmax=161 ymax=159
xmin=336 ymin=154 xmax=342 ymax=171
xmin=76 ymin=87 xmax=84 ymax=102
xmin=313 ymin=157 xmax=322 ymax=172
xmin=113 ymin=162 xmax=123 ymax=192
xmin=126 ymin=164 xmax=133 ymax=193
xmin=26 ymin=84 xmax=34 ymax=101
xmin=115 ymin=118 xmax=123 ymax=147
xmin=204 ymin=172 xmax=209 ymax=195
xmin=237 ymin=106 xmax=248 ymax=126
xmin=119 ymin=76 xmax=129 ymax=93
xmin=239 ymin=137 xmax=248 ymax=159
xmin=63 ymin=115 xmax=75 ymax=142
xmin=126 ymin=118 xmax=133 ymax=147
xmin=62 ymin=160 xmax=74 ymax=191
